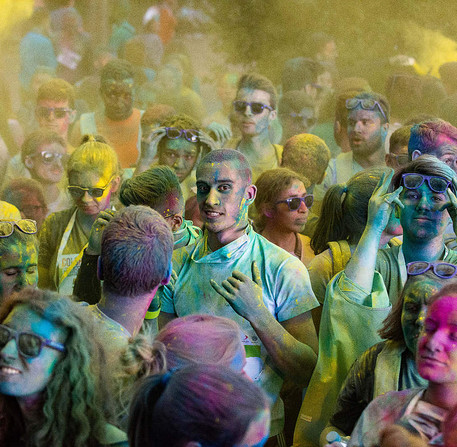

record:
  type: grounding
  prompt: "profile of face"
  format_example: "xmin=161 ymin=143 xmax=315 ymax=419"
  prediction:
xmin=68 ymin=169 xmax=119 ymax=217
xmin=347 ymin=108 xmax=386 ymax=156
xmin=196 ymin=160 xmax=255 ymax=236
xmin=159 ymin=138 xmax=199 ymax=182
xmin=267 ymin=179 xmax=309 ymax=233
xmin=26 ymin=142 xmax=67 ymax=185
xmin=233 ymin=88 xmax=276 ymax=139
xmin=398 ymin=181 xmax=450 ymax=241
xmin=0 ymin=304 xmax=66 ymax=398
xmin=281 ymin=107 xmax=316 ymax=141
xmin=101 ymin=78 xmax=134 ymax=121
xmin=401 ymin=276 xmax=442 ymax=355
xmin=417 ymin=295 xmax=457 ymax=384
xmin=36 ymin=99 xmax=74 ymax=139
xmin=0 ymin=241 xmax=38 ymax=303
xmin=236 ymin=407 xmax=270 ymax=447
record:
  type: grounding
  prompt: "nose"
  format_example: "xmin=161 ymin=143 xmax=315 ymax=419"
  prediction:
xmin=0 ymin=338 xmax=19 ymax=360
xmin=424 ymin=330 xmax=445 ymax=353
xmin=81 ymin=191 xmax=93 ymax=203
xmin=416 ymin=194 xmax=432 ymax=210
xmin=298 ymin=199 xmax=308 ymax=213
xmin=244 ymin=104 xmax=253 ymax=117
xmin=354 ymin=120 xmax=363 ymax=132
xmin=205 ymin=187 xmax=220 ymax=206
xmin=16 ymin=271 xmax=28 ymax=288
xmin=173 ymin=156 xmax=186 ymax=170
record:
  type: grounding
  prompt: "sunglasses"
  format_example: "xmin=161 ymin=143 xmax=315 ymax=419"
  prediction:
xmin=388 ymin=153 xmax=410 ymax=166
xmin=345 ymin=98 xmax=387 ymax=121
xmin=233 ymin=101 xmax=273 ymax=115
xmin=36 ymin=106 xmax=73 ymax=119
xmin=30 ymin=151 xmax=68 ymax=164
xmin=0 ymin=324 xmax=66 ymax=358
xmin=0 ymin=219 xmax=37 ymax=237
xmin=165 ymin=127 xmax=199 ymax=143
xmin=276 ymin=195 xmax=314 ymax=211
xmin=407 ymin=261 xmax=457 ymax=279
xmin=401 ymin=173 xmax=452 ymax=194
xmin=67 ymin=175 xmax=115 ymax=199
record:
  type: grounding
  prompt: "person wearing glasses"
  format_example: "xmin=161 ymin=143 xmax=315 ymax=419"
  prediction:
xmin=157 ymin=149 xmax=319 ymax=441
xmin=0 ymin=219 xmax=38 ymax=305
xmin=38 ymin=135 xmax=121 ymax=294
xmin=0 ymin=287 xmax=128 ymax=446
xmin=231 ymin=73 xmax=281 ymax=182
xmin=385 ymin=125 xmax=412 ymax=170
xmin=71 ymin=59 xmax=144 ymax=169
xmin=322 ymin=261 xmax=453 ymax=444
xmin=294 ymin=156 xmax=457 ymax=446
xmin=254 ymin=168 xmax=314 ymax=265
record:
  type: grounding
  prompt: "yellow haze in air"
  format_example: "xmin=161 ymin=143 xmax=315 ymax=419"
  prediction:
xmin=0 ymin=1 xmax=34 ymax=36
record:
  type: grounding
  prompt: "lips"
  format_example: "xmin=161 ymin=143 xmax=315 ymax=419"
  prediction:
xmin=419 ymin=355 xmax=446 ymax=366
xmin=203 ymin=209 xmax=223 ymax=219
xmin=0 ymin=365 xmax=21 ymax=375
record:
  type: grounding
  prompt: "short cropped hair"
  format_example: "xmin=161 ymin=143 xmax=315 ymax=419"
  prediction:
xmin=408 ymin=119 xmax=457 ymax=156
xmin=197 ymin=149 xmax=252 ymax=186
xmin=348 ymin=91 xmax=390 ymax=124
xmin=100 ymin=58 xmax=134 ymax=84
xmin=101 ymin=205 xmax=173 ymax=297
xmin=120 ymin=165 xmax=184 ymax=213
xmin=141 ymin=104 xmax=176 ymax=130
xmin=237 ymin=72 xmax=277 ymax=110
xmin=37 ymin=78 xmax=75 ymax=108
xmin=389 ymin=125 xmax=413 ymax=155
xmin=21 ymin=129 xmax=66 ymax=163
xmin=281 ymin=133 xmax=330 ymax=185
xmin=157 ymin=114 xmax=202 ymax=156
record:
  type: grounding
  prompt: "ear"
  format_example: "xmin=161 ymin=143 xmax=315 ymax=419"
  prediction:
xmin=68 ymin=109 xmax=77 ymax=124
xmin=269 ymin=109 xmax=277 ymax=121
xmin=97 ymin=256 xmax=104 ymax=281
xmin=261 ymin=203 xmax=274 ymax=219
xmin=245 ymin=184 xmax=257 ymax=205
xmin=110 ymin=175 xmax=121 ymax=193
xmin=170 ymin=213 xmax=183 ymax=232
xmin=24 ymin=156 xmax=34 ymax=170
xmin=412 ymin=149 xmax=422 ymax=160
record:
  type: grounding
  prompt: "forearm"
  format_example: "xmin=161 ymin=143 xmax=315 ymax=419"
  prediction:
xmin=249 ymin=309 xmax=317 ymax=387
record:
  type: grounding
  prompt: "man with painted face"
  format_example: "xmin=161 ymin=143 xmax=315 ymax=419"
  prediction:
xmin=231 ymin=73 xmax=282 ymax=182
xmin=157 ymin=149 xmax=319 ymax=440
xmin=71 ymin=58 xmax=143 ymax=168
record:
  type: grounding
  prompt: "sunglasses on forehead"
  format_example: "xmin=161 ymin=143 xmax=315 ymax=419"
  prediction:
xmin=0 ymin=219 xmax=37 ymax=237
xmin=345 ymin=98 xmax=387 ymax=121
xmin=401 ymin=173 xmax=453 ymax=194
xmin=276 ymin=195 xmax=314 ymax=211
xmin=36 ymin=106 xmax=73 ymax=119
xmin=67 ymin=175 xmax=115 ymax=199
xmin=407 ymin=261 xmax=457 ymax=279
xmin=0 ymin=324 xmax=66 ymax=358
xmin=30 ymin=151 xmax=68 ymax=164
xmin=165 ymin=127 xmax=199 ymax=143
xmin=233 ymin=101 xmax=273 ymax=115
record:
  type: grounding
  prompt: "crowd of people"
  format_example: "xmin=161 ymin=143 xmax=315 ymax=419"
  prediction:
xmin=3 ymin=1 xmax=457 ymax=447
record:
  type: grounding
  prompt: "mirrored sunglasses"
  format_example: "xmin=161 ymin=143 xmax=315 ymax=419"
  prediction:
xmin=165 ymin=127 xmax=199 ymax=143
xmin=0 ymin=324 xmax=65 ymax=358
xmin=36 ymin=106 xmax=72 ymax=119
xmin=345 ymin=98 xmax=387 ymax=121
xmin=233 ymin=101 xmax=273 ymax=115
xmin=276 ymin=195 xmax=314 ymax=211
xmin=401 ymin=173 xmax=452 ymax=194
xmin=67 ymin=176 xmax=115 ymax=199
xmin=0 ymin=219 xmax=37 ymax=237
xmin=407 ymin=261 xmax=457 ymax=279
xmin=31 ymin=151 xmax=68 ymax=164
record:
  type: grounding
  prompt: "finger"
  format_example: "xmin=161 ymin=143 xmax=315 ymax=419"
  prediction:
xmin=392 ymin=197 xmax=404 ymax=209
xmin=232 ymin=270 xmax=250 ymax=282
xmin=227 ymin=276 xmax=241 ymax=288
xmin=448 ymin=188 xmax=457 ymax=206
xmin=221 ymin=279 xmax=237 ymax=295
xmin=251 ymin=261 xmax=262 ymax=286
xmin=210 ymin=279 xmax=233 ymax=300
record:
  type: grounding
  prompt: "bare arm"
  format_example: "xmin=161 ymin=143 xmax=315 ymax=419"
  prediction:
xmin=211 ymin=261 xmax=318 ymax=387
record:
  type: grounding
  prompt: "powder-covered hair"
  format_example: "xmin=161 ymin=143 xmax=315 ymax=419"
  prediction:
xmin=141 ymin=104 xmax=176 ymax=130
xmin=1 ymin=178 xmax=47 ymax=211
xmin=408 ymin=118 xmax=457 ymax=157
xmin=21 ymin=129 xmax=66 ymax=163
xmin=101 ymin=205 xmax=173 ymax=297
xmin=254 ymin=167 xmax=309 ymax=231
xmin=0 ymin=226 xmax=38 ymax=270
xmin=128 ymin=364 xmax=269 ymax=447
xmin=37 ymin=78 xmax=75 ymax=109
xmin=120 ymin=165 xmax=184 ymax=213
xmin=379 ymin=269 xmax=450 ymax=342
xmin=281 ymin=133 xmax=331 ymax=185
xmin=67 ymin=135 xmax=121 ymax=179
xmin=311 ymin=167 xmax=389 ymax=254
xmin=0 ymin=287 xmax=115 ymax=447
xmin=389 ymin=125 xmax=413 ymax=154
xmin=100 ymin=58 xmax=134 ymax=84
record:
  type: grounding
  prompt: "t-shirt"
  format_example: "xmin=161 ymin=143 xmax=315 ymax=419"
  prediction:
xmin=236 ymin=143 xmax=283 ymax=183
xmin=159 ymin=225 xmax=318 ymax=436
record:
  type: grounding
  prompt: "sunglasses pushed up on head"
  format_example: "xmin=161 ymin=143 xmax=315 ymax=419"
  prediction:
xmin=345 ymin=98 xmax=387 ymax=121
xmin=401 ymin=173 xmax=453 ymax=194
xmin=165 ymin=127 xmax=199 ymax=143
xmin=0 ymin=219 xmax=37 ymax=237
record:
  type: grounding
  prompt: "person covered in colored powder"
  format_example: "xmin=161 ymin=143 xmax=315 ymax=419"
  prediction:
xmin=156 ymin=148 xmax=319 ymax=441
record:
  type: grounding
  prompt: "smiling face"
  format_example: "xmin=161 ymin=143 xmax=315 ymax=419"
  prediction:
xmin=0 ymin=305 xmax=66 ymax=398
xmin=68 ymin=169 xmax=118 ymax=217
xmin=233 ymin=88 xmax=276 ymax=139
xmin=269 ymin=179 xmax=309 ymax=233
xmin=27 ymin=142 xmax=67 ymax=185
xmin=401 ymin=276 xmax=442 ymax=355
xmin=347 ymin=108 xmax=385 ymax=156
xmin=196 ymin=160 xmax=253 ymax=238
xmin=399 ymin=182 xmax=450 ymax=241
xmin=0 ymin=240 xmax=38 ymax=304
xmin=159 ymin=138 xmax=199 ymax=182
xmin=417 ymin=295 xmax=457 ymax=385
